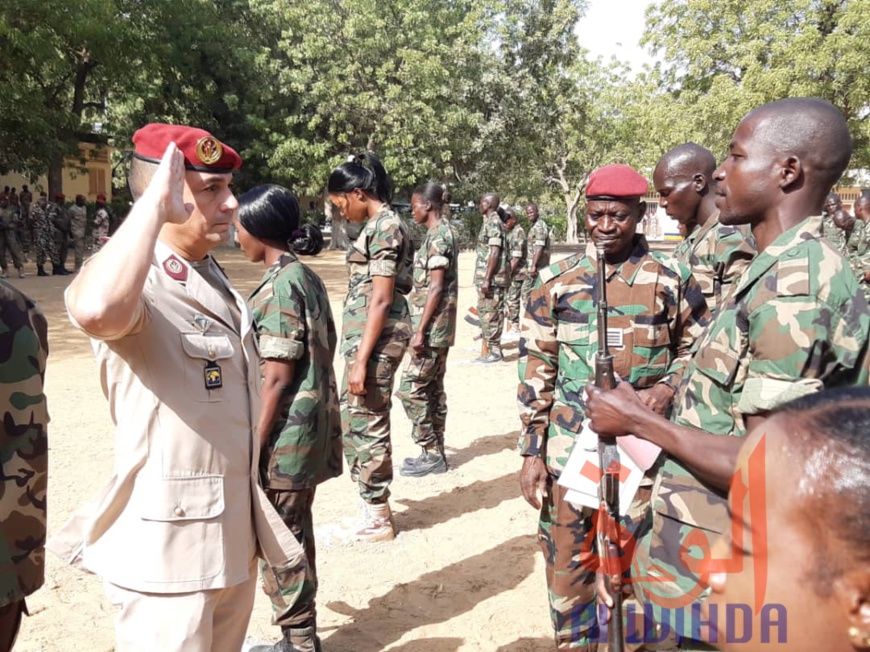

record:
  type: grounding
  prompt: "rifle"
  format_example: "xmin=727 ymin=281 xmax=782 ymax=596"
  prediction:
xmin=594 ymin=242 xmax=625 ymax=652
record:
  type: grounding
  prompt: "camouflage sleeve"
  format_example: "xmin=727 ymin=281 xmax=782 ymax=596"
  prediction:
xmin=426 ymin=229 xmax=451 ymax=270
xmin=484 ymin=218 xmax=503 ymax=249
xmin=532 ymin=221 xmax=548 ymax=247
xmin=517 ymin=276 xmax=559 ymax=457
xmin=510 ymin=230 xmax=526 ymax=258
xmin=366 ymin=214 xmax=404 ymax=277
xmin=662 ymin=269 xmax=710 ymax=390
xmin=256 ymin=277 xmax=306 ymax=361
xmin=737 ymin=294 xmax=866 ymax=414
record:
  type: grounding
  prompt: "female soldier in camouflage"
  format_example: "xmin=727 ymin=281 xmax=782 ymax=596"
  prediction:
xmin=236 ymin=185 xmax=342 ymax=652
xmin=397 ymin=182 xmax=458 ymax=477
xmin=328 ymin=153 xmax=413 ymax=542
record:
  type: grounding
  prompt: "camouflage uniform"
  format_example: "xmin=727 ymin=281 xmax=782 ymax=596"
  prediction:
xmin=48 ymin=202 xmax=69 ymax=268
xmin=505 ymin=223 xmax=527 ymax=327
xmin=521 ymin=218 xmax=552 ymax=308
xmin=637 ymin=216 xmax=870 ymax=646
xmin=0 ymin=281 xmax=49 ymax=643
xmin=0 ymin=207 xmax=24 ymax=274
xmin=673 ymin=210 xmax=755 ymax=314
xmin=341 ymin=205 xmax=413 ymax=504
xmin=68 ymin=203 xmax=88 ymax=270
xmin=17 ymin=191 xmax=31 ymax=255
xmin=92 ymin=206 xmax=110 ymax=253
xmin=474 ymin=211 xmax=510 ymax=347
xmin=397 ymin=218 xmax=458 ymax=452
xmin=518 ymin=236 xmax=709 ymax=650
xmin=248 ymin=253 xmax=342 ymax=631
xmin=844 ymin=219 xmax=870 ymax=301
xmin=30 ymin=204 xmax=56 ymax=268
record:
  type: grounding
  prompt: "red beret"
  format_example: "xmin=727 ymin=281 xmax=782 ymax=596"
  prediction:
xmin=55 ymin=193 xmax=65 ymax=201
xmin=76 ymin=194 xmax=86 ymax=201
xmin=586 ymin=164 xmax=649 ymax=199
xmin=132 ymin=123 xmax=241 ymax=174
xmin=96 ymin=193 xmax=107 ymax=202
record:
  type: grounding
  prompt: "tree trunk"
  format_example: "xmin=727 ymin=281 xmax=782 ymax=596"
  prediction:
xmin=564 ymin=186 xmax=583 ymax=245
xmin=326 ymin=193 xmax=349 ymax=250
xmin=48 ymin=154 xmax=64 ymax=198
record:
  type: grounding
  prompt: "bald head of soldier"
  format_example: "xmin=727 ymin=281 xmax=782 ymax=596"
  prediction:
xmin=825 ymin=192 xmax=843 ymax=216
xmin=854 ymin=194 xmax=870 ymax=223
xmin=653 ymin=143 xmax=718 ymax=234
xmin=714 ymin=98 xmax=852 ymax=241
xmin=479 ymin=193 xmax=500 ymax=216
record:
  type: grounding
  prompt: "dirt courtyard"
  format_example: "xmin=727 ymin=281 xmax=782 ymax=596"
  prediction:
xmin=12 ymin=246 xmax=560 ymax=652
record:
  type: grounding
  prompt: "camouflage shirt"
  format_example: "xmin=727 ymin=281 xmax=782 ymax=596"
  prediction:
xmin=93 ymin=207 xmax=110 ymax=242
xmin=526 ymin=218 xmax=551 ymax=271
xmin=410 ymin=218 xmax=459 ymax=348
xmin=248 ymin=254 xmax=342 ymax=490
xmin=673 ymin=211 xmax=755 ymax=315
xmin=518 ymin=236 xmax=709 ymax=475
xmin=474 ymin=212 xmax=510 ymax=288
xmin=31 ymin=205 xmax=51 ymax=236
xmin=68 ymin=204 xmax=88 ymax=236
xmin=0 ymin=281 xmax=49 ymax=607
xmin=508 ymin=224 xmax=528 ymax=282
xmin=821 ymin=214 xmax=848 ymax=252
xmin=642 ymin=215 xmax=870 ymax=638
xmin=342 ymin=205 xmax=413 ymax=357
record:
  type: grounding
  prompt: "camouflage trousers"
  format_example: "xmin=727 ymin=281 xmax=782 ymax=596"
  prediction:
xmin=477 ymin=286 xmax=506 ymax=346
xmin=261 ymin=488 xmax=317 ymax=628
xmin=53 ymin=231 xmax=68 ymax=267
xmin=0 ymin=231 xmax=23 ymax=271
xmin=506 ymin=278 xmax=525 ymax=326
xmin=396 ymin=346 xmax=449 ymax=451
xmin=340 ymin=347 xmax=406 ymax=504
xmin=33 ymin=226 xmax=57 ymax=267
xmin=539 ymin=478 xmax=655 ymax=650
xmin=521 ymin=274 xmax=537 ymax=311
xmin=16 ymin=214 xmax=31 ymax=255
xmin=71 ymin=230 xmax=86 ymax=270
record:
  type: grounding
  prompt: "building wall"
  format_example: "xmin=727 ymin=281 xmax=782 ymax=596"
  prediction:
xmin=0 ymin=142 xmax=113 ymax=201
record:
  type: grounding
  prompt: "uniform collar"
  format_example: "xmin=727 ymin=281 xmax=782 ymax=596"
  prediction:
xmin=732 ymin=215 xmax=821 ymax=299
xmin=250 ymin=252 xmax=298 ymax=298
xmin=584 ymin=234 xmax=651 ymax=286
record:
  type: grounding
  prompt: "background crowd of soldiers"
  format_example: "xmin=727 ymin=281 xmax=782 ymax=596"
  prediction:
xmin=0 ymin=186 xmax=115 ymax=278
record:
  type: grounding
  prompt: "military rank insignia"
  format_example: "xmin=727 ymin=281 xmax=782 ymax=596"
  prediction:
xmin=204 ymin=360 xmax=223 ymax=389
xmin=196 ymin=136 xmax=223 ymax=165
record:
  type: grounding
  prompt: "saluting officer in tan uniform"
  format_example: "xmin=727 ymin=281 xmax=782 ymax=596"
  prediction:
xmin=50 ymin=124 xmax=306 ymax=652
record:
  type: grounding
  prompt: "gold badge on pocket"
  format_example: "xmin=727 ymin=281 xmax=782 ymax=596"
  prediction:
xmin=204 ymin=360 xmax=223 ymax=389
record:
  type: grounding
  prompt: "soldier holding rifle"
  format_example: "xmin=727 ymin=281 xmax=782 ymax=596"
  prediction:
xmin=517 ymin=164 xmax=709 ymax=650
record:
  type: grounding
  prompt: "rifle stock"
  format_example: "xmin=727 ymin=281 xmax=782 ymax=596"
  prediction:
xmin=594 ymin=243 xmax=624 ymax=652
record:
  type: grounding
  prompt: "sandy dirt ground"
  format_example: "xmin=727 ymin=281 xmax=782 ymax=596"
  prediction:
xmin=11 ymin=246 xmax=561 ymax=652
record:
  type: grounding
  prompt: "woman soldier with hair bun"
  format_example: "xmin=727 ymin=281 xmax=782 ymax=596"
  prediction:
xmin=328 ymin=152 xmax=413 ymax=542
xmin=235 ymin=184 xmax=341 ymax=652
xmin=396 ymin=182 xmax=458 ymax=477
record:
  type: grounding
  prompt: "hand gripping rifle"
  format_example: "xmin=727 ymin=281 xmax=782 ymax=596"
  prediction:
xmin=594 ymin=243 xmax=625 ymax=651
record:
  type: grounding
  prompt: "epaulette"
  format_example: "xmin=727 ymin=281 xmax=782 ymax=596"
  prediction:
xmin=539 ymin=253 xmax=583 ymax=284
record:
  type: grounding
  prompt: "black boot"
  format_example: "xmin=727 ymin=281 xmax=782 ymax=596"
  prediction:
xmin=401 ymin=448 xmax=448 ymax=477
xmin=249 ymin=626 xmax=322 ymax=652
xmin=37 ymin=265 xmax=49 ymax=277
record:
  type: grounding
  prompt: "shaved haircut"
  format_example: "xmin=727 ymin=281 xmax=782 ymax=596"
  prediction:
xmin=747 ymin=98 xmax=852 ymax=189
xmin=656 ymin=142 xmax=717 ymax=177
xmin=483 ymin=193 xmax=500 ymax=210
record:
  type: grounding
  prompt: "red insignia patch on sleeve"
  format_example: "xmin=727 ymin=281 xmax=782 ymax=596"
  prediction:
xmin=163 ymin=255 xmax=188 ymax=282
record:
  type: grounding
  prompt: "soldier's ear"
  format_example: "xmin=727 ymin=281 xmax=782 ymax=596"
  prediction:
xmin=636 ymin=201 xmax=647 ymax=220
xmin=693 ymin=173 xmax=707 ymax=193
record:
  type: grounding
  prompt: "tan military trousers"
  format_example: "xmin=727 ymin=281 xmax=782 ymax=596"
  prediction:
xmin=105 ymin=561 xmax=256 ymax=652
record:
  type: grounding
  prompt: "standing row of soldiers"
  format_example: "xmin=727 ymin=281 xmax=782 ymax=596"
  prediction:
xmin=517 ymin=96 xmax=869 ymax=650
xmin=0 ymin=190 xmax=113 ymax=277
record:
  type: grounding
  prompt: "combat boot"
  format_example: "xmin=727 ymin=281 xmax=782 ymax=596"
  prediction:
xmin=474 ymin=345 xmax=503 ymax=363
xmin=248 ymin=625 xmax=322 ymax=652
xmin=349 ymin=501 xmax=396 ymax=542
xmin=401 ymin=448 xmax=448 ymax=477
xmin=37 ymin=265 xmax=48 ymax=277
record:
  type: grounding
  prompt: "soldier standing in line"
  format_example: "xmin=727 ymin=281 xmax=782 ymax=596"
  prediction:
xmin=503 ymin=207 xmax=527 ymax=339
xmin=0 ymin=281 xmax=48 ymax=651
xmin=235 ymin=185 xmax=342 ymax=652
xmin=822 ymin=191 xmax=848 ymax=248
xmin=92 ymin=193 xmax=111 ymax=253
xmin=852 ymin=193 xmax=870 ymax=300
xmin=69 ymin=194 xmax=89 ymax=271
xmin=327 ymin=153 xmax=413 ymax=542
xmin=30 ymin=194 xmax=56 ymax=277
xmin=18 ymin=186 xmax=32 ymax=258
xmin=588 ymin=98 xmax=870 ymax=649
xmin=653 ymin=143 xmax=755 ymax=314
xmin=518 ymin=164 xmax=709 ymax=651
xmin=473 ymin=193 xmax=510 ymax=363
xmin=47 ymin=194 xmax=71 ymax=275
xmin=521 ymin=202 xmax=551 ymax=309
xmin=397 ymin=182 xmax=459 ymax=478
xmin=0 ymin=197 xmax=25 ymax=279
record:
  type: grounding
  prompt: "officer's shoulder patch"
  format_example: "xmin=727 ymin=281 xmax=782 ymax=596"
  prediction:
xmin=539 ymin=253 xmax=583 ymax=284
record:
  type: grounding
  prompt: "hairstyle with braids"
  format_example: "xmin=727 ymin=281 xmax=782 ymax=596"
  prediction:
xmin=327 ymin=152 xmax=393 ymax=204
xmin=238 ymin=184 xmax=323 ymax=257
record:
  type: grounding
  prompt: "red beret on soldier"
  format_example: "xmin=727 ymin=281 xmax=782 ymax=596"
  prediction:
xmin=586 ymin=164 xmax=649 ymax=199
xmin=132 ymin=123 xmax=242 ymax=173
xmin=55 ymin=193 xmax=65 ymax=202
xmin=96 ymin=193 xmax=107 ymax=204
